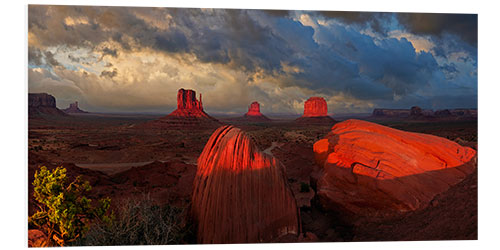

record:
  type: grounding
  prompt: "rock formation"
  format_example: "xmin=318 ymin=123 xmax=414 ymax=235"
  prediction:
xmin=295 ymin=97 xmax=335 ymax=124
xmin=372 ymin=108 xmax=411 ymax=118
xmin=141 ymin=88 xmax=220 ymax=128
xmin=373 ymin=107 xmax=477 ymax=120
xmin=28 ymin=93 xmax=67 ymax=117
xmin=62 ymin=101 xmax=88 ymax=114
xmin=313 ymin=119 xmax=476 ymax=218
xmin=242 ymin=101 xmax=271 ymax=121
xmin=191 ymin=125 xmax=300 ymax=244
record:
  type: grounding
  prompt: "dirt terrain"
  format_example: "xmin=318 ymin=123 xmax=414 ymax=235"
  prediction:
xmin=28 ymin=113 xmax=477 ymax=242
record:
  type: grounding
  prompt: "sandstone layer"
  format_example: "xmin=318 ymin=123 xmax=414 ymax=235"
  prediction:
xmin=313 ymin=119 xmax=476 ymax=218
xmin=191 ymin=125 xmax=300 ymax=244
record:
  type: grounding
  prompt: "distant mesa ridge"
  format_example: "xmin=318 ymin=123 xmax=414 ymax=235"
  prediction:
xmin=295 ymin=97 xmax=335 ymax=124
xmin=63 ymin=101 xmax=88 ymax=114
xmin=372 ymin=106 xmax=477 ymax=119
xmin=191 ymin=125 xmax=300 ymax=243
xmin=28 ymin=93 xmax=67 ymax=117
xmin=243 ymin=101 xmax=271 ymax=121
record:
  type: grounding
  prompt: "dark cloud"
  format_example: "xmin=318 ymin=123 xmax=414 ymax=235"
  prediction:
xmin=101 ymin=47 xmax=118 ymax=57
xmin=28 ymin=46 xmax=43 ymax=65
xmin=100 ymin=68 xmax=118 ymax=78
xmin=43 ymin=51 xmax=60 ymax=66
xmin=28 ymin=6 xmax=477 ymax=112
xmin=397 ymin=13 xmax=477 ymax=46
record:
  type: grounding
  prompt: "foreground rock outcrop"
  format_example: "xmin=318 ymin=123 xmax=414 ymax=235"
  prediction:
xmin=313 ymin=119 xmax=476 ymax=218
xmin=243 ymin=101 xmax=271 ymax=122
xmin=141 ymin=88 xmax=219 ymax=128
xmin=28 ymin=93 xmax=67 ymax=117
xmin=296 ymin=97 xmax=335 ymax=124
xmin=191 ymin=125 xmax=300 ymax=243
xmin=62 ymin=101 xmax=88 ymax=114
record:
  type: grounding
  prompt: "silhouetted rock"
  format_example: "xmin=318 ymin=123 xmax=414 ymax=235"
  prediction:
xmin=296 ymin=97 xmax=335 ymax=124
xmin=141 ymin=88 xmax=220 ymax=128
xmin=372 ymin=108 xmax=410 ymax=118
xmin=243 ymin=101 xmax=271 ymax=121
xmin=313 ymin=119 xmax=477 ymax=219
xmin=28 ymin=93 xmax=67 ymax=117
xmin=62 ymin=101 xmax=88 ymax=114
xmin=191 ymin=125 xmax=300 ymax=243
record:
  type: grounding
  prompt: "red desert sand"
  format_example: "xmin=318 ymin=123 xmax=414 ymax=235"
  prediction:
xmin=191 ymin=125 xmax=300 ymax=244
xmin=313 ymin=119 xmax=477 ymax=217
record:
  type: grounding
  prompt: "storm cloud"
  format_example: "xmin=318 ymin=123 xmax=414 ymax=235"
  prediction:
xmin=28 ymin=5 xmax=477 ymax=114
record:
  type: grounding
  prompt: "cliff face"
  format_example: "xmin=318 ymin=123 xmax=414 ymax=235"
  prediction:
xmin=303 ymin=97 xmax=328 ymax=117
xmin=28 ymin=93 xmax=67 ymax=117
xmin=177 ymin=89 xmax=203 ymax=110
xmin=296 ymin=97 xmax=335 ymax=124
xmin=29 ymin=93 xmax=56 ymax=108
xmin=191 ymin=125 xmax=300 ymax=243
xmin=313 ymin=119 xmax=477 ymax=218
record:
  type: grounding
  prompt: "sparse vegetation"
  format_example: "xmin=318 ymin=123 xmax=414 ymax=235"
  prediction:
xmin=300 ymin=182 xmax=310 ymax=193
xmin=29 ymin=166 xmax=112 ymax=246
xmin=76 ymin=196 xmax=192 ymax=246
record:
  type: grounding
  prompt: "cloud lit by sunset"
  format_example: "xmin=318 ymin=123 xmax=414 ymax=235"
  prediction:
xmin=28 ymin=6 xmax=477 ymax=114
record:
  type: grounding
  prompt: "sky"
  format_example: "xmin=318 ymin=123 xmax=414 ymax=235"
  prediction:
xmin=28 ymin=5 xmax=477 ymax=115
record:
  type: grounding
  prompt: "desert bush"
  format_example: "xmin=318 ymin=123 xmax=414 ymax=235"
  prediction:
xmin=76 ymin=196 xmax=191 ymax=246
xmin=28 ymin=166 xmax=111 ymax=246
xmin=300 ymin=182 xmax=310 ymax=193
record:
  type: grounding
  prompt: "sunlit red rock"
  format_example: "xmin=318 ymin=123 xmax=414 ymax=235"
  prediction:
xmin=141 ymin=88 xmax=220 ymax=128
xmin=28 ymin=93 xmax=67 ymax=117
xmin=243 ymin=101 xmax=271 ymax=121
xmin=296 ymin=97 xmax=335 ymax=124
xmin=62 ymin=101 xmax=88 ymax=114
xmin=313 ymin=119 xmax=477 ymax=217
xmin=191 ymin=125 xmax=300 ymax=244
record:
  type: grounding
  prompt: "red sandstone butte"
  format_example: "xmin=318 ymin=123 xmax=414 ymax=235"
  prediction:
xmin=191 ymin=125 xmax=300 ymax=244
xmin=312 ymin=119 xmax=477 ymax=218
xmin=295 ymin=97 xmax=335 ymax=124
xmin=141 ymin=88 xmax=219 ymax=128
xmin=243 ymin=101 xmax=271 ymax=121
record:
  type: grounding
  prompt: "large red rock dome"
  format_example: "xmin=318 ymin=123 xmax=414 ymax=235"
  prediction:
xmin=313 ymin=119 xmax=476 ymax=217
xmin=191 ymin=125 xmax=300 ymax=243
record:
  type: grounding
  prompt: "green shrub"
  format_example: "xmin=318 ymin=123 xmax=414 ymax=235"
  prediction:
xmin=76 ymin=196 xmax=192 ymax=246
xmin=300 ymin=182 xmax=310 ymax=193
xmin=28 ymin=166 xmax=111 ymax=246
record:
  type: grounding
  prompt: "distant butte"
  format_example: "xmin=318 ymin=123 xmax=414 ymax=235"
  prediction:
xmin=295 ymin=97 xmax=335 ymax=124
xmin=141 ymin=88 xmax=220 ymax=128
xmin=62 ymin=101 xmax=88 ymax=114
xmin=28 ymin=93 xmax=67 ymax=118
xmin=242 ymin=101 xmax=271 ymax=122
